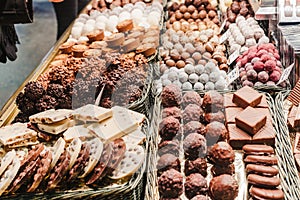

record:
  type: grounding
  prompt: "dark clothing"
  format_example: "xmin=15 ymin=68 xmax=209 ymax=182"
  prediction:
xmin=52 ymin=0 xmax=90 ymax=40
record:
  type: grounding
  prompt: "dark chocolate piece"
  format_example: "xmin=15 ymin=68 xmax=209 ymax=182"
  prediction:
xmin=228 ymin=124 xmax=252 ymax=149
xmin=232 ymin=86 xmax=262 ymax=108
xmin=235 ymin=107 xmax=267 ymax=135
xmin=244 ymin=155 xmax=278 ymax=165
xmin=247 ymin=174 xmax=280 ymax=188
xmin=243 ymin=144 xmax=274 ymax=155
xmin=249 ymin=186 xmax=284 ymax=200
xmin=246 ymin=164 xmax=279 ymax=177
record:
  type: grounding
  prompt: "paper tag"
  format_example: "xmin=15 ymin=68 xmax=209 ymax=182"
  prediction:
xmin=228 ymin=50 xmax=240 ymax=65
xmin=219 ymin=30 xmax=229 ymax=44
xmin=219 ymin=19 xmax=227 ymax=34
xmin=226 ymin=67 xmax=239 ymax=86
xmin=277 ymin=63 xmax=294 ymax=85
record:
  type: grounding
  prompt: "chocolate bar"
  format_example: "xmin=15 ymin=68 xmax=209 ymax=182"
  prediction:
xmin=235 ymin=107 xmax=267 ymax=135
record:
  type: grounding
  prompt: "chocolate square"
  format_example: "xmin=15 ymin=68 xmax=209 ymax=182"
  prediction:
xmin=252 ymin=121 xmax=275 ymax=146
xmin=294 ymin=133 xmax=300 ymax=154
xmin=228 ymin=124 xmax=252 ymax=149
xmin=224 ymin=93 xmax=238 ymax=108
xmin=225 ymin=107 xmax=243 ymax=124
xmin=233 ymin=86 xmax=263 ymax=108
xmin=235 ymin=107 xmax=267 ymax=135
xmin=255 ymin=108 xmax=272 ymax=124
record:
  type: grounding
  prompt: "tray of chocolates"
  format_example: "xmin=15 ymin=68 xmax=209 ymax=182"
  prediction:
xmin=274 ymin=88 xmax=300 ymax=199
xmin=145 ymin=84 xmax=290 ymax=199
xmin=0 ymin=105 xmax=149 ymax=199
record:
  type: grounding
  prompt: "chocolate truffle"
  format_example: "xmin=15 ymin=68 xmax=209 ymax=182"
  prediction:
xmin=24 ymin=81 xmax=45 ymax=100
xmin=184 ymin=158 xmax=208 ymax=177
xmin=159 ymin=116 xmax=181 ymax=141
xmin=202 ymin=91 xmax=224 ymax=113
xmin=182 ymin=91 xmax=202 ymax=108
xmin=208 ymin=142 xmax=235 ymax=166
xmin=211 ymin=163 xmax=235 ymax=176
xmin=158 ymin=169 xmax=184 ymax=198
xmin=157 ymin=154 xmax=181 ymax=176
xmin=205 ymin=121 xmax=228 ymax=146
xmin=184 ymin=133 xmax=207 ymax=160
xmin=161 ymin=84 xmax=182 ymax=107
xmin=162 ymin=107 xmax=182 ymax=120
xmin=209 ymin=174 xmax=238 ymax=200
xmin=185 ymin=173 xmax=208 ymax=199
xmin=191 ymin=195 xmax=208 ymax=200
xmin=158 ymin=140 xmax=180 ymax=157
xmin=183 ymin=104 xmax=204 ymax=123
xmin=203 ymin=111 xmax=225 ymax=124
xmin=184 ymin=121 xmax=206 ymax=137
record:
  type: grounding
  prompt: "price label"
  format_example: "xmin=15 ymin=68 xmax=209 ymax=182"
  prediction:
xmin=219 ymin=19 xmax=227 ymax=34
xmin=227 ymin=50 xmax=240 ymax=65
xmin=219 ymin=30 xmax=229 ymax=44
xmin=226 ymin=67 xmax=239 ymax=86
xmin=277 ymin=63 xmax=294 ymax=85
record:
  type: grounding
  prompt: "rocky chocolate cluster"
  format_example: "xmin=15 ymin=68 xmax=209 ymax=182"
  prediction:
xmin=157 ymin=85 xmax=238 ymax=199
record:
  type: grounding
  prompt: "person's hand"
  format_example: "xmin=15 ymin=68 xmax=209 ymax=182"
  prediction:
xmin=49 ymin=0 xmax=64 ymax=2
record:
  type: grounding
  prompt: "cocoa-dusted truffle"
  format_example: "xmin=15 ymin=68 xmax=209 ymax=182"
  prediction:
xmin=184 ymin=158 xmax=207 ymax=177
xmin=184 ymin=133 xmax=207 ymax=160
xmin=157 ymin=153 xmax=181 ymax=176
xmin=158 ymin=139 xmax=180 ymax=157
xmin=205 ymin=121 xmax=228 ymax=146
xmin=158 ymin=169 xmax=184 ymax=198
xmin=183 ymin=104 xmax=204 ymax=123
xmin=159 ymin=116 xmax=181 ymax=141
xmin=182 ymin=91 xmax=202 ymax=108
xmin=202 ymin=91 xmax=224 ymax=113
xmin=209 ymin=174 xmax=238 ymax=200
xmin=211 ymin=163 xmax=235 ymax=176
xmin=161 ymin=84 xmax=182 ymax=107
xmin=24 ymin=81 xmax=45 ymax=100
xmin=184 ymin=121 xmax=206 ymax=137
xmin=208 ymin=142 xmax=235 ymax=165
xmin=185 ymin=173 xmax=208 ymax=199
xmin=191 ymin=195 xmax=208 ymax=200
xmin=162 ymin=107 xmax=182 ymax=120
xmin=203 ymin=111 xmax=225 ymax=124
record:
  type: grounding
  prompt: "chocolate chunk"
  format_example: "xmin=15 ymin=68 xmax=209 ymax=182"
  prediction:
xmin=232 ymin=86 xmax=263 ymax=108
xmin=243 ymin=144 xmax=274 ymax=155
xmin=252 ymin=121 xmax=275 ymax=146
xmin=235 ymin=107 xmax=267 ymax=135
xmin=249 ymin=186 xmax=284 ymax=200
xmin=228 ymin=124 xmax=252 ymax=149
xmin=225 ymin=107 xmax=243 ymax=124
xmin=247 ymin=174 xmax=280 ymax=188
xmin=246 ymin=164 xmax=279 ymax=177
xmin=244 ymin=155 xmax=278 ymax=165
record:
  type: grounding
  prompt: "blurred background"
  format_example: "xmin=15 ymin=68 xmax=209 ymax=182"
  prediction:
xmin=0 ymin=0 xmax=56 ymax=108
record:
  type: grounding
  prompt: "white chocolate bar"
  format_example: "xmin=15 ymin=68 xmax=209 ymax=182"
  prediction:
xmin=29 ymin=109 xmax=73 ymax=124
xmin=80 ymin=138 xmax=103 ymax=178
xmin=73 ymin=104 xmax=113 ymax=122
xmin=109 ymin=145 xmax=145 ymax=180
xmin=0 ymin=123 xmax=37 ymax=145
xmin=63 ymin=125 xmax=94 ymax=142
xmin=0 ymin=150 xmax=15 ymax=177
xmin=122 ymin=128 xmax=146 ymax=146
xmin=37 ymin=119 xmax=75 ymax=135
xmin=50 ymin=137 xmax=66 ymax=170
xmin=0 ymin=158 xmax=21 ymax=196
xmin=112 ymin=106 xmax=145 ymax=125
xmin=7 ymin=137 xmax=39 ymax=149
xmin=66 ymin=138 xmax=82 ymax=170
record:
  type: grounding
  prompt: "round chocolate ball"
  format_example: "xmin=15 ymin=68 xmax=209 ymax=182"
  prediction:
xmin=209 ymin=174 xmax=238 ymax=200
xmin=202 ymin=90 xmax=224 ymax=113
xmin=184 ymin=121 xmax=206 ymax=137
xmin=184 ymin=158 xmax=208 ymax=177
xmin=182 ymin=91 xmax=202 ymax=107
xmin=158 ymin=169 xmax=184 ymax=198
xmin=159 ymin=116 xmax=181 ymax=141
xmin=161 ymin=84 xmax=182 ymax=107
xmin=199 ymin=10 xmax=207 ymax=19
xmin=183 ymin=133 xmax=207 ymax=160
xmin=158 ymin=139 xmax=180 ymax=157
xmin=205 ymin=121 xmax=228 ymax=146
xmin=208 ymin=141 xmax=235 ymax=165
xmin=211 ymin=163 xmax=235 ymax=176
xmin=183 ymin=104 xmax=204 ymax=123
xmin=179 ymin=5 xmax=187 ymax=13
xmin=185 ymin=173 xmax=208 ymax=199
xmin=162 ymin=106 xmax=182 ymax=120
xmin=157 ymin=153 xmax=181 ymax=176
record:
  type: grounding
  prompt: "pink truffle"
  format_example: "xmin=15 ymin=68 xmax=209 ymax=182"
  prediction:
xmin=253 ymin=61 xmax=264 ymax=72
xmin=246 ymin=69 xmax=257 ymax=81
xmin=264 ymin=60 xmax=276 ymax=72
xmin=260 ymin=54 xmax=271 ymax=63
xmin=257 ymin=71 xmax=269 ymax=83
xmin=242 ymin=80 xmax=254 ymax=87
xmin=269 ymin=70 xmax=281 ymax=82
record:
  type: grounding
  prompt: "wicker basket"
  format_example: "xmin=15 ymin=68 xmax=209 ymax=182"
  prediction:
xmin=274 ymin=91 xmax=300 ymax=199
xmin=145 ymin=91 xmax=296 ymax=200
xmin=0 ymin=122 xmax=150 ymax=200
